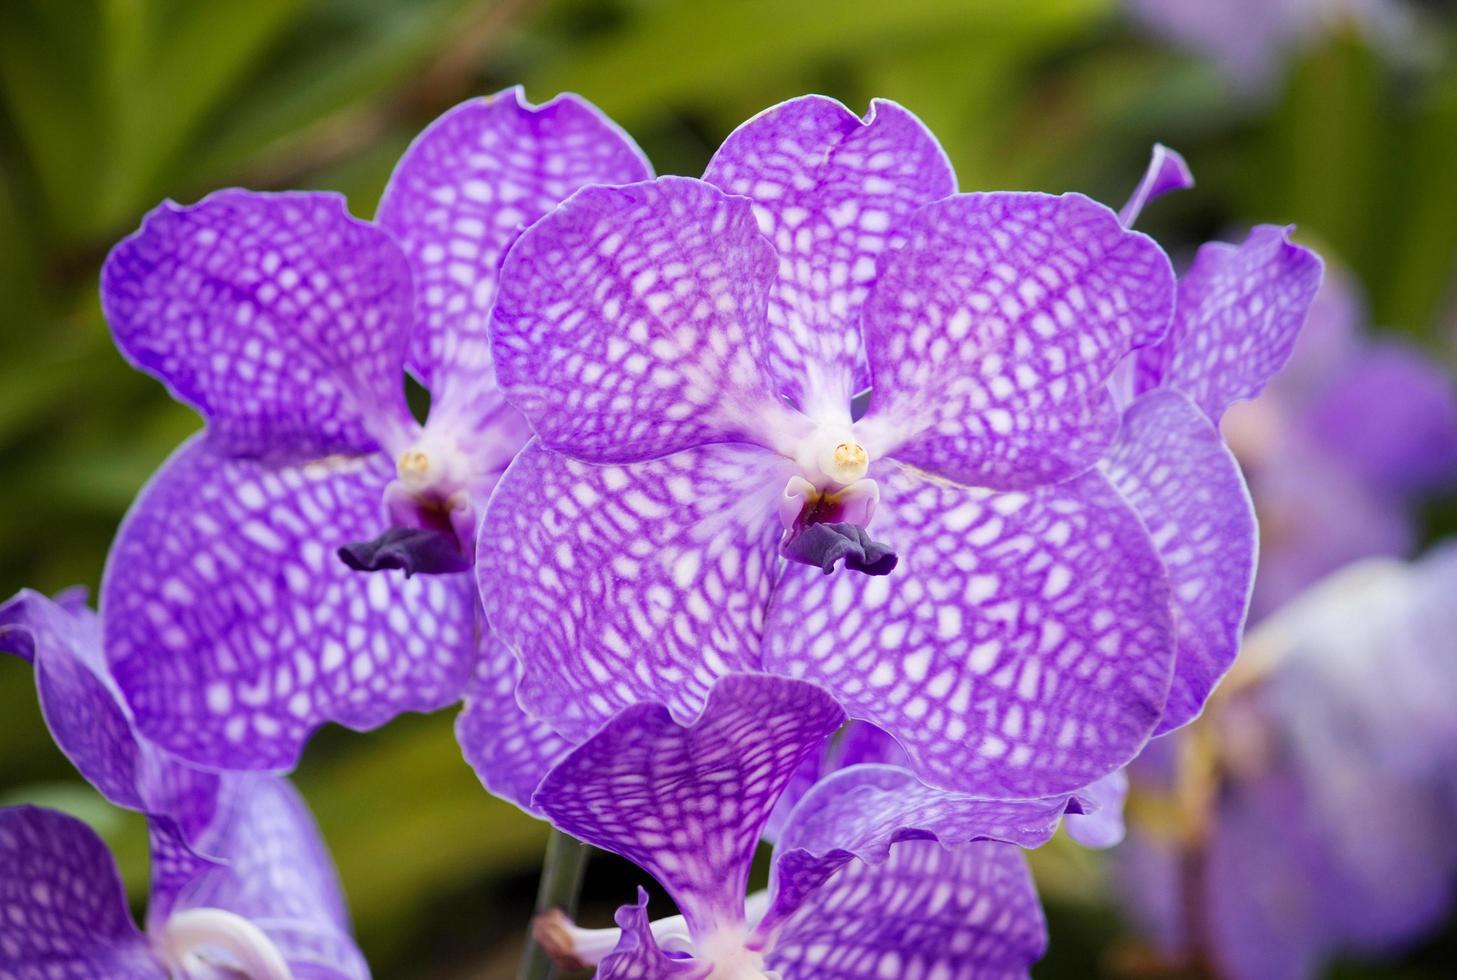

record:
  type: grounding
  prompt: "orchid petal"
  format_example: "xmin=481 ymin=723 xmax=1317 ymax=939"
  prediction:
xmin=767 ymin=840 xmax=1046 ymax=980
xmin=858 ymin=192 xmax=1174 ymax=489
xmin=1136 ymin=224 xmax=1323 ymax=422
xmin=763 ymin=461 xmax=1174 ymax=797
xmin=170 ymin=776 xmax=368 ymax=980
xmin=377 ymin=87 xmax=651 ymax=401
xmin=478 ymin=440 xmax=786 ymax=740
xmin=704 ymin=95 xmax=955 ymax=419
xmin=534 ymin=675 xmax=844 ymax=940
xmin=102 ymin=436 xmax=476 ymax=770
xmin=0 ymin=806 xmax=161 ymax=978
xmin=491 ymin=177 xmax=798 ymax=463
xmin=101 ymin=190 xmax=416 ymax=459
xmin=455 ymin=634 xmax=574 ymax=814
xmin=1118 ymin=144 xmax=1193 ymax=228
xmin=1105 ymin=389 xmax=1255 ymax=734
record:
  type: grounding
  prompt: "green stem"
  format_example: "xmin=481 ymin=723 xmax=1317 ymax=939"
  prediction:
xmin=517 ymin=829 xmax=591 ymax=980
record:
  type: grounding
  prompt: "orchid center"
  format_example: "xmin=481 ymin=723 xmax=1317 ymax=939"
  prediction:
xmin=778 ymin=424 xmax=897 ymax=577
xmin=156 ymin=907 xmax=293 ymax=980
xmin=338 ymin=424 xmax=479 ymax=577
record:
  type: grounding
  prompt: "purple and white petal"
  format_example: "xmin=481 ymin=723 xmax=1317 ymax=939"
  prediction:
xmin=1062 ymin=769 xmax=1129 ymax=849
xmin=171 ymin=775 xmax=367 ymax=980
xmin=0 ymin=806 xmax=162 ymax=978
xmin=377 ymin=86 xmax=651 ymax=398
xmin=1104 ymin=388 xmax=1255 ymax=734
xmin=479 ymin=440 xmax=787 ymax=740
xmin=534 ymin=675 xmax=844 ymax=939
xmin=596 ymin=890 xmax=703 ymax=980
xmin=1118 ymin=144 xmax=1194 ymax=228
xmin=766 ymin=840 xmax=1046 ymax=980
xmin=491 ymin=177 xmax=799 ymax=463
xmin=101 ymin=190 xmax=417 ymax=459
xmin=703 ymin=96 xmax=956 ymax=419
xmin=102 ymin=436 xmax=476 ymax=770
xmin=763 ymin=461 xmax=1175 ymax=797
xmin=858 ymin=191 xmax=1174 ymax=489
xmin=455 ymin=634 xmax=574 ymax=814
xmin=1136 ymin=224 xmax=1323 ymax=422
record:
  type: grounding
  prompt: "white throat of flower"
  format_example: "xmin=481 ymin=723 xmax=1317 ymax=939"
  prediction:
xmin=156 ymin=907 xmax=293 ymax=980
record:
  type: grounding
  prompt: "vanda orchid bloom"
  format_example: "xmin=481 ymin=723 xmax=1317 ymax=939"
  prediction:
xmin=0 ymin=589 xmax=366 ymax=979
xmin=473 ymin=673 xmax=1112 ymax=979
xmin=480 ymin=97 xmax=1319 ymax=796
xmin=96 ymin=87 xmax=650 ymax=770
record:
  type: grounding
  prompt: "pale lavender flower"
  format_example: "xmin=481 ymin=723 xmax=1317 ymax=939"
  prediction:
xmin=0 ymin=590 xmax=366 ymax=978
xmin=1221 ymin=270 xmax=1457 ymax=619
xmin=482 ymin=95 xmax=1183 ymax=799
xmin=96 ymin=87 xmax=650 ymax=770
xmin=479 ymin=673 xmax=1108 ymax=978
xmin=1118 ymin=547 xmax=1457 ymax=980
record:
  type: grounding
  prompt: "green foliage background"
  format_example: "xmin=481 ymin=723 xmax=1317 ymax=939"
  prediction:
xmin=1 ymin=1 xmax=1454 ymax=976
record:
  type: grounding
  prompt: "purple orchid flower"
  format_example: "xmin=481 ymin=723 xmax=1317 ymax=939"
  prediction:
xmin=1117 ymin=546 xmax=1457 ymax=980
xmin=96 ymin=87 xmax=651 ymax=770
xmin=0 ymin=589 xmax=366 ymax=978
xmin=1219 ymin=269 xmax=1457 ymax=619
xmin=467 ymin=672 xmax=1108 ymax=978
xmin=1099 ymin=145 xmax=1323 ymax=733
xmin=481 ymin=95 xmax=1184 ymax=800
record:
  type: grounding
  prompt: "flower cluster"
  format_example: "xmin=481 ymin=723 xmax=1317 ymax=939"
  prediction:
xmin=4 ymin=87 xmax=1328 ymax=978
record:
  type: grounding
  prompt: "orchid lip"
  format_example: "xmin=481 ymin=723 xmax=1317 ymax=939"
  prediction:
xmin=157 ymin=907 xmax=293 ymax=980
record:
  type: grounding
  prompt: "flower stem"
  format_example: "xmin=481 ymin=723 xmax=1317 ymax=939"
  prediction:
xmin=518 ymin=829 xmax=591 ymax=980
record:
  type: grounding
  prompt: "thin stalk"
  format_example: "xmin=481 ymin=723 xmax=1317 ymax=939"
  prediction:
xmin=518 ymin=829 xmax=591 ymax=980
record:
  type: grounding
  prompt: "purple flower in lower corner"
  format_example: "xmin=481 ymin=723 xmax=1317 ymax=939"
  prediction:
xmin=482 ymin=94 xmax=1181 ymax=799
xmin=1116 ymin=545 xmax=1457 ymax=980
xmin=469 ymin=673 xmax=1111 ymax=978
xmin=96 ymin=86 xmax=651 ymax=770
xmin=0 ymin=589 xmax=366 ymax=978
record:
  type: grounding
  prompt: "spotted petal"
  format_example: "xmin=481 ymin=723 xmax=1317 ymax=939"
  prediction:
xmin=1136 ymin=224 xmax=1323 ymax=422
xmin=455 ymin=634 xmax=574 ymax=814
xmin=767 ymin=840 xmax=1046 ymax=980
xmin=479 ymin=440 xmax=787 ymax=740
xmin=1104 ymin=389 xmax=1255 ymax=734
xmin=491 ymin=177 xmax=797 ymax=463
xmin=703 ymin=96 xmax=955 ymax=418
xmin=0 ymin=806 xmax=162 ymax=978
xmin=534 ymin=675 xmax=844 ymax=939
xmin=858 ymin=192 xmax=1174 ymax=489
xmin=0 ymin=591 xmax=222 ymax=849
xmin=763 ymin=461 xmax=1175 ymax=797
xmin=102 ymin=190 xmax=416 ymax=459
xmin=102 ymin=436 xmax=476 ymax=770
xmin=170 ymin=776 xmax=368 ymax=980
xmin=377 ymin=87 xmax=651 ymax=397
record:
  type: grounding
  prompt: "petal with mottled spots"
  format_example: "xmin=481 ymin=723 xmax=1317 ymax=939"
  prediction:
xmin=0 ymin=806 xmax=161 ymax=978
xmin=1104 ymin=389 xmax=1255 ymax=734
xmin=102 ymin=436 xmax=476 ymax=770
xmin=377 ymin=87 xmax=651 ymax=397
xmin=102 ymin=190 xmax=416 ymax=458
xmin=857 ymin=191 xmax=1174 ymax=489
xmin=1136 ymin=224 xmax=1323 ymax=422
xmin=490 ymin=177 xmax=799 ymax=463
xmin=478 ymin=440 xmax=787 ymax=740
xmin=704 ymin=96 xmax=955 ymax=418
xmin=762 ymin=461 xmax=1175 ymax=797
xmin=766 ymin=840 xmax=1046 ymax=980
xmin=455 ymin=633 xmax=574 ymax=814
xmin=534 ymin=675 xmax=844 ymax=940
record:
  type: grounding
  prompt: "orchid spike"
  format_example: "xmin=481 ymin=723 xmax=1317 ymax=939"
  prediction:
xmin=96 ymin=86 xmax=650 ymax=770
